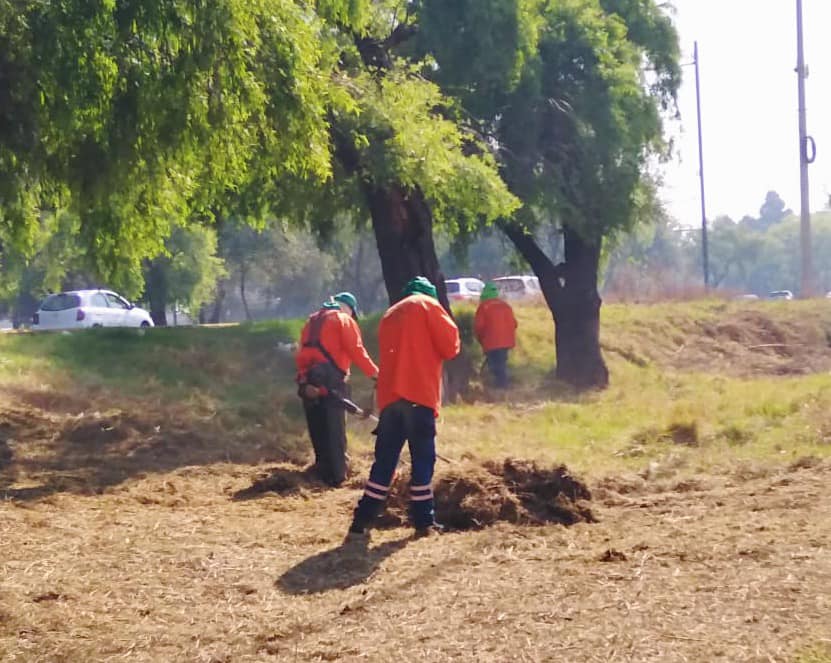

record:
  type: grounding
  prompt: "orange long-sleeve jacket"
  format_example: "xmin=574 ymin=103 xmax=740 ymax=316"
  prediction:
xmin=295 ymin=309 xmax=378 ymax=380
xmin=474 ymin=298 xmax=517 ymax=351
xmin=375 ymin=293 xmax=460 ymax=415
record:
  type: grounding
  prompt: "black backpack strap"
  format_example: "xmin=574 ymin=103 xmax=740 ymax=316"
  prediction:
xmin=303 ymin=309 xmax=346 ymax=378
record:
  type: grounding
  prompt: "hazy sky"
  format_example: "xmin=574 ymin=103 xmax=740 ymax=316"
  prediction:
xmin=661 ymin=1 xmax=831 ymax=227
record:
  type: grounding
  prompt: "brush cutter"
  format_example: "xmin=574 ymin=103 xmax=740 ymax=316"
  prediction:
xmin=307 ymin=385 xmax=458 ymax=463
xmin=338 ymin=394 xmax=458 ymax=464
xmin=335 ymin=394 xmax=379 ymax=422
xmin=301 ymin=383 xmax=378 ymax=420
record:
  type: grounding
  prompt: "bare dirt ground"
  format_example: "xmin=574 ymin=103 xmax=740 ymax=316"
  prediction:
xmin=2 ymin=400 xmax=830 ymax=662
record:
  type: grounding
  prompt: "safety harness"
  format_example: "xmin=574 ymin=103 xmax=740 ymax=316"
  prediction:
xmin=299 ymin=309 xmax=347 ymax=400
xmin=303 ymin=309 xmax=345 ymax=375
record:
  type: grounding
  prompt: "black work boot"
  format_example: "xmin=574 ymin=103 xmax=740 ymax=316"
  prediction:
xmin=413 ymin=522 xmax=445 ymax=539
xmin=344 ymin=518 xmax=370 ymax=542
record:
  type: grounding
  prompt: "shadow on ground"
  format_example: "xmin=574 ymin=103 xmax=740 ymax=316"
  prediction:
xmin=276 ymin=536 xmax=410 ymax=595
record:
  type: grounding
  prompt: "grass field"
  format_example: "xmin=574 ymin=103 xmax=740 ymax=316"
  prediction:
xmin=2 ymin=299 xmax=831 ymax=661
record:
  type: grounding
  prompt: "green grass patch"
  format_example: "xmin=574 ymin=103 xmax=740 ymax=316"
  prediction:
xmin=2 ymin=300 xmax=830 ymax=479
xmin=795 ymin=643 xmax=831 ymax=663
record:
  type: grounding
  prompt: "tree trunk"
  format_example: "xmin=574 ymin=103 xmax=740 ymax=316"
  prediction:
xmin=500 ymin=221 xmax=608 ymax=390
xmin=364 ymin=184 xmax=450 ymax=310
xmin=239 ymin=266 xmax=252 ymax=322
xmin=554 ymin=227 xmax=608 ymax=388
xmin=146 ymin=259 xmax=168 ymax=327
xmin=12 ymin=291 xmax=38 ymax=329
xmin=364 ymin=183 xmax=474 ymax=400
xmin=208 ymin=282 xmax=226 ymax=324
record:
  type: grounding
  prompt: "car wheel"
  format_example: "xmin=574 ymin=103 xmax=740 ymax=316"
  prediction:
xmin=140 ymin=321 xmax=150 ymax=328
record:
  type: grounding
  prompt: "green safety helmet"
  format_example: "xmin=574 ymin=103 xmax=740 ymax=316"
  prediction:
xmin=333 ymin=291 xmax=360 ymax=319
xmin=402 ymin=276 xmax=438 ymax=300
xmin=480 ymin=282 xmax=500 ymax=301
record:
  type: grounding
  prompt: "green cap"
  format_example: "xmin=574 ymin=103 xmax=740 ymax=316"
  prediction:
xmin=402 ymin=276 xmax=438 ymax=300
xmin=480 ymin=282 xmax=500 ymax=301
xmin=333 ymin=291 xmax=359 ymax=319
xmin=321 ymin=299 xmax=341 ymax=311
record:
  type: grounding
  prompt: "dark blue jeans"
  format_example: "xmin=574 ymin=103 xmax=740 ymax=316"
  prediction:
xmin=486 ymin=348 xmax=510 ymax=389
xmin=353 ymin=400 xmax=437 ymax=529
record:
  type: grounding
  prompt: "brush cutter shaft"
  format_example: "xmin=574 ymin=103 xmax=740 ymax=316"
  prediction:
xmin=334 ymin=394 xmax=378 ymax=421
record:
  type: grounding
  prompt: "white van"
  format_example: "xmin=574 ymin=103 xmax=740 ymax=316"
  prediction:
xmin=493 ymin=275 xmax=542 ymax=301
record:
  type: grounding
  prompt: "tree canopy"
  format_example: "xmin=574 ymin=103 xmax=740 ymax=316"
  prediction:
xmin=1 ymin=0 xmax=335 ymax=285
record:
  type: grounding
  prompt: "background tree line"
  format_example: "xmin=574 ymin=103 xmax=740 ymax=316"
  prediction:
xmin=5 ymin=187 xmax=827 ymax=329
xmin=1 ymin=0 xmax=694 ymax=389
xmin=603 ymin=190 xmax=831 ymax=299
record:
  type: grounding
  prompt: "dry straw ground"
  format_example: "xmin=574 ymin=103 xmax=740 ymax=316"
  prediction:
xmin=2 ymin=301 xmax=831 ymax=662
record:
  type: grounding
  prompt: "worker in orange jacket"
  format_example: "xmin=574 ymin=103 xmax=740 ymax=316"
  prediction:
xmin=474 ymin=282 xmax=517 ymax=389
xmin=296 ymin=292 xmax=378 ymax=486
xmin=348 ymin=276 xmax=460 ymax=538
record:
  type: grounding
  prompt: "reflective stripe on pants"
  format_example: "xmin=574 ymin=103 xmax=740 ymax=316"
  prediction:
xmin=353 ymin=400 xmax=437 ymax=529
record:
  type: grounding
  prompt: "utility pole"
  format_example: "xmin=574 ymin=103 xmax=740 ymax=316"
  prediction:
xmin=796 ymin=0 xmax=815 ymax=297
xmin=694 ymin=41 xmax=709 ymax=290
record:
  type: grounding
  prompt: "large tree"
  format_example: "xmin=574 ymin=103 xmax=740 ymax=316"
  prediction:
xmin=318 ymin=6 xmax=518 ymax=309
xmin=414 ymin=0 xmax=681 ymax=388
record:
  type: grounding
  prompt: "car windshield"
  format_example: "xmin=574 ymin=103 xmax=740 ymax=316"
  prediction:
xmin=40 ymin=293 xmax=81 ymax=311
xmin=445 ymin=282 xmax=460 ymax=294
xmin=495 ymin=278 xmax=523 ymax=292
xmin=466 ymin=281 xmax=484 ymax=293
xmin=105 ymin=293 xmax=130 ymax=309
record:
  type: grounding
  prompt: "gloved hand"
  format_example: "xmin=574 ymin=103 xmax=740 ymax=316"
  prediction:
xmin=298 ymin=383 xmax=328 ymax=400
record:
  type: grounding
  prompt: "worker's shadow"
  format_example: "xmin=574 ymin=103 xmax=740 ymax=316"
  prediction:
xmin=276 ymin=536 xmax=410 ymax=595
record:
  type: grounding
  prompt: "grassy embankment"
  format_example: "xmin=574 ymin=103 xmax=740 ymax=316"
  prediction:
xmin=1 ymin=298 xmax=830 ymax=481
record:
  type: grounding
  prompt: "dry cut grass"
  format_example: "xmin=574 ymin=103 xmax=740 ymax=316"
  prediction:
xmin=2 ymin=454 xmax=830 ymax=661
xmin=2 ymin=300 xmax=831 ymax=661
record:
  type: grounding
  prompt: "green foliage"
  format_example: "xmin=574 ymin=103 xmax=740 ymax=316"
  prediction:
xmin=331 ymin=63 xmax=520 ymax=233
xmin=0 ymin=211 xmax=80 ymax=301
xmin=681 ymin=210 xmax=831 ymax=295
xmin=756 ymin=190 xmax=790 ymax=230
xmin=0 ymin=211 xmax=91 ymax=320
xmin=438 ymin=228 xmax=524 ymax=279
xmin=598 ymin=0 xmax=681 ymax=107
xmin=414 ymin=0 xmax=542 ymax=114
xmin=315 ymin=0 xmax=372 ymax=31
xmin=602 ymin=191 xmax=831 ymax=299
xmin=418 ymin=0 xmax=680 ymax=242
xmin=158 ymin=225 xmax=226 ymax=317
xmin=218 ymin=219 xmax=338 ymax=318
xmin=1 ymin=0 xmax=334 ymax=283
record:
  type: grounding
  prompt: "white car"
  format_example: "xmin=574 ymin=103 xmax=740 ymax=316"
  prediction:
xmin=33 ymin=290 xmax=154 ymax=330
xmin=445 ymin=277 xmax=485 ymax=303
xmin=767 ymin=290 xmax=794 ymax=301
xmin=493 ymin=275 xmax=542 ymax=301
